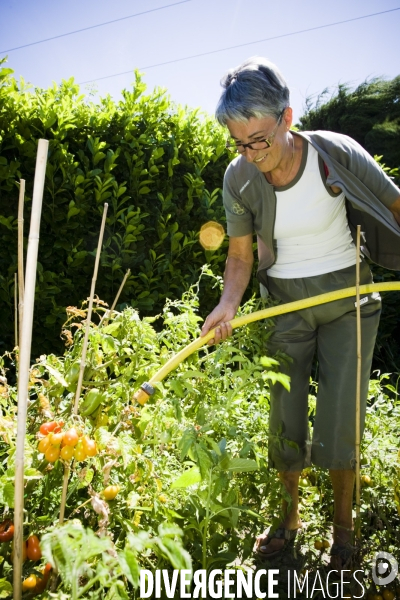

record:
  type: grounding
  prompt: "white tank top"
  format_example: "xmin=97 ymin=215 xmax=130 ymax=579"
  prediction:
xmin=267 ymin=141 xmax=356 ymax=278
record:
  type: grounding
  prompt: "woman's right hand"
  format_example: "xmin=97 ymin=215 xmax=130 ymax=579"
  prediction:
xmin=200 ymin=302 xmax=236 ymax=345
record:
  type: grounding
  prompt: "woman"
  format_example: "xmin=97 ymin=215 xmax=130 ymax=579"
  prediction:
xmin=201 ymin=57 xmax=400 ymax=569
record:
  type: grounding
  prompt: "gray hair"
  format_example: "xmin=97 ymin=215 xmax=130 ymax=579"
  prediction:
xmin=215 ymin=56 xmax=290 ymax=125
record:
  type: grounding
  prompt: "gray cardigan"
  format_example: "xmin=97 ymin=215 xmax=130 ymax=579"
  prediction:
xmin=223 ymin=130 xmax=400 ymax=276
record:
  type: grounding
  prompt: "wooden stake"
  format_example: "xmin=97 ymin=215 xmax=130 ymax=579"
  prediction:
xmin=58 ymin=204 xmax=108 ymax=526
xmin=73 ymin=203 xmax=108 ymax=415
xmin=17 ymin=179 xmax=25 ymax=347
xmin=13 ymin=140 xmax=48 ymax=600
xmin=355 ymin=225 xmax=362 ymax=539
xmin=99 ymin=268 xmax=131 ymax=327
xmin=14 ymin=273 xmax=18 ymax=348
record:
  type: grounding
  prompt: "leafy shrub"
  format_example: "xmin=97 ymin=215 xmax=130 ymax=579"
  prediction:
xmin=0 ymin=59 xmax=234 ymax=358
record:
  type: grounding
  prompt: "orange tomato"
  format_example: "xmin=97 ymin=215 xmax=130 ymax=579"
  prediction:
xmin=82 ymin=436 xmax=97 ymax=457
xmin=74 ymin=442 xmax=86 ymax=462
xmin=383 ymin=591 xmax=395 ymax=600
xmin=22 ymin=574 xmax=37 ymax=590
xmin=26 ymin=535 xmax=42 ymax=561
xmin=50 ymin=432 xmax=64 ymax=446
xmin=60 ymin=445 xmax=74 ymax=461
xmin=38 ymin=435 xmax=52 ymax=454
xmin=102 ymin=485 xmax=120 ymax=500
xmin=63 ymin=428 xmax=79 ymax=447
xmin=34 ymin=576 xmax=47 ymax=593
xmin=44 ymin=445 xmax=60 ymax=463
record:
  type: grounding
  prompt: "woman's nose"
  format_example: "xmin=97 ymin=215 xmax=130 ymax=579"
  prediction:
xmin=243 ymin=146 xmax=258 ymax=162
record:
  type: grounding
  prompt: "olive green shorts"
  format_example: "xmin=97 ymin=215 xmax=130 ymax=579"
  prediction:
xmin=263 ymin=262 xmax=381 ymax=471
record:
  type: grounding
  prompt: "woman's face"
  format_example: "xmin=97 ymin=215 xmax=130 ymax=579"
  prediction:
xmin=226 ymin=107 xmax=292 ymax=173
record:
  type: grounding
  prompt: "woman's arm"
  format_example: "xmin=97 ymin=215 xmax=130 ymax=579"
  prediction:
xmin=201 ymin=234 xmax=254 ymax=344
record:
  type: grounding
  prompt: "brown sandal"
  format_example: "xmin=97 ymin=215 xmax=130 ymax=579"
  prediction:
xmin=256 ymin=527 xmax=299 ymax=559
xmin=329 ymin=542 xmax=356 ymax=569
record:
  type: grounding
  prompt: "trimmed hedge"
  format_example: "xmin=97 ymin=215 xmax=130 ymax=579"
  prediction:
xmin=0 ymin=64 xmax=237 ymax=357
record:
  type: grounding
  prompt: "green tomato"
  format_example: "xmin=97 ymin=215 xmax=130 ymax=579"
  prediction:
xmin=65 ymin=362 xmax=80 ymax=390
xmin=80 ymin=388 xmax=103 ymax=416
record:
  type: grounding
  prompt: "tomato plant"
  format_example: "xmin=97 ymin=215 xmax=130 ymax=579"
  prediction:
xmin=0 ymin=274 xmax=398 ymax=598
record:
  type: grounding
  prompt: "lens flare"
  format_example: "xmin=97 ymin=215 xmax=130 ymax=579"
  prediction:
xmin=199 ymin=221 xmax=225 ymax=251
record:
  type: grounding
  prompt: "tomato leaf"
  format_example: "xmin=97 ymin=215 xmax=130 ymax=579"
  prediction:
xmin=170 ymin=466 xmax=201 ymax=489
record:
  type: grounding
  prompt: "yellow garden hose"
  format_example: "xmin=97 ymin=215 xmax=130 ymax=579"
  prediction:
xmin=133 ymin=282 xmax=400 ymax=404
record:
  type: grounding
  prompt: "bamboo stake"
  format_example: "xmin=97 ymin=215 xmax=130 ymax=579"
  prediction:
xmin=73 ymin=203 xmax=108 ymax=415
xmin=58 ymin=204 xmax=108 ymax=526
xmin=13 ymin=140 xmax=48 ymax=600
xmin=99 ymin=268 xmax=131 ymax=327
xmin=17 ymin=179 xmax=25 ymax=347
xmin=14 ymin=273 xmax=18 ymax=348
xmin=355 ymin=225 xmax=362 ymax=539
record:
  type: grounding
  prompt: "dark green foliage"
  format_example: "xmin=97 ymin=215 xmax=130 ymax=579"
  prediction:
xmin=298 ymin=76 xmax=400 ymax=171
xmin=0 ymin=60 xmax=236 ymax=357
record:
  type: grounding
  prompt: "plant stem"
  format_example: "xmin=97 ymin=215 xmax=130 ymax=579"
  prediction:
xmin=59 ymin=463 xmax=71 ymax=524
xmin=202 ymin=470 xmax=213 ymax=570
xmin=76 ymin=573 xmax=102 ymax=599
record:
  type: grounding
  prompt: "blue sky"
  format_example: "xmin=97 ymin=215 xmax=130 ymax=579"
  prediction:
xmin=1 ymin=0 xmax=399 ymax=123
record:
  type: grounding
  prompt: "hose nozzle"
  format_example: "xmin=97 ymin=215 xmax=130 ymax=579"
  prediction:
xmin=133 ymin=382 xmax=155 ymax=406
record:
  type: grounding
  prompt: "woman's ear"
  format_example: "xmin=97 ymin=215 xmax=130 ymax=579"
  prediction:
xmin=283 ymin=106 xmax=293 ymax=130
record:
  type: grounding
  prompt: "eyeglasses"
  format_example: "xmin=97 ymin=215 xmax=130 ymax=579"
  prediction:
xmin=225 ymin=109 xmax=285 ymax=154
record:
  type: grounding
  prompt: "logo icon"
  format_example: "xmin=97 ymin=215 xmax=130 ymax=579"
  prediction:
xmin=372 ymin=551 xmax=398 ymax=586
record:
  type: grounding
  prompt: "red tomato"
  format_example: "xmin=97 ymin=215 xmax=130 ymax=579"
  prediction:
xmin=39 ymin=421 xmax=57 ymax=436
xmin=0 ymin=519 xmax=14 ymax=542
xmin=63 ymin=428 xmax=79 ymax=447
xmin=26 ymin=535 xmax=42 ymax=561
xmin=45 ymin=446 xmax=60 ymax=463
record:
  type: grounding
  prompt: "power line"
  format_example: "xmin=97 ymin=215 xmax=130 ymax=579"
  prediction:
xmin=0 ymin=0 xmax=193 ymax=54
xmin=77 ymin=7 xmax=400 ymax=85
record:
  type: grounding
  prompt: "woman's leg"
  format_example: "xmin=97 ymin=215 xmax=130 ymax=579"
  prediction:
xmin=257 ymin=470 xmax=302 ymax=554
xmin=312 ymin=287 xmax=381 ymax=566
xmin=258 ymin=310 xmax=316 ymax=554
